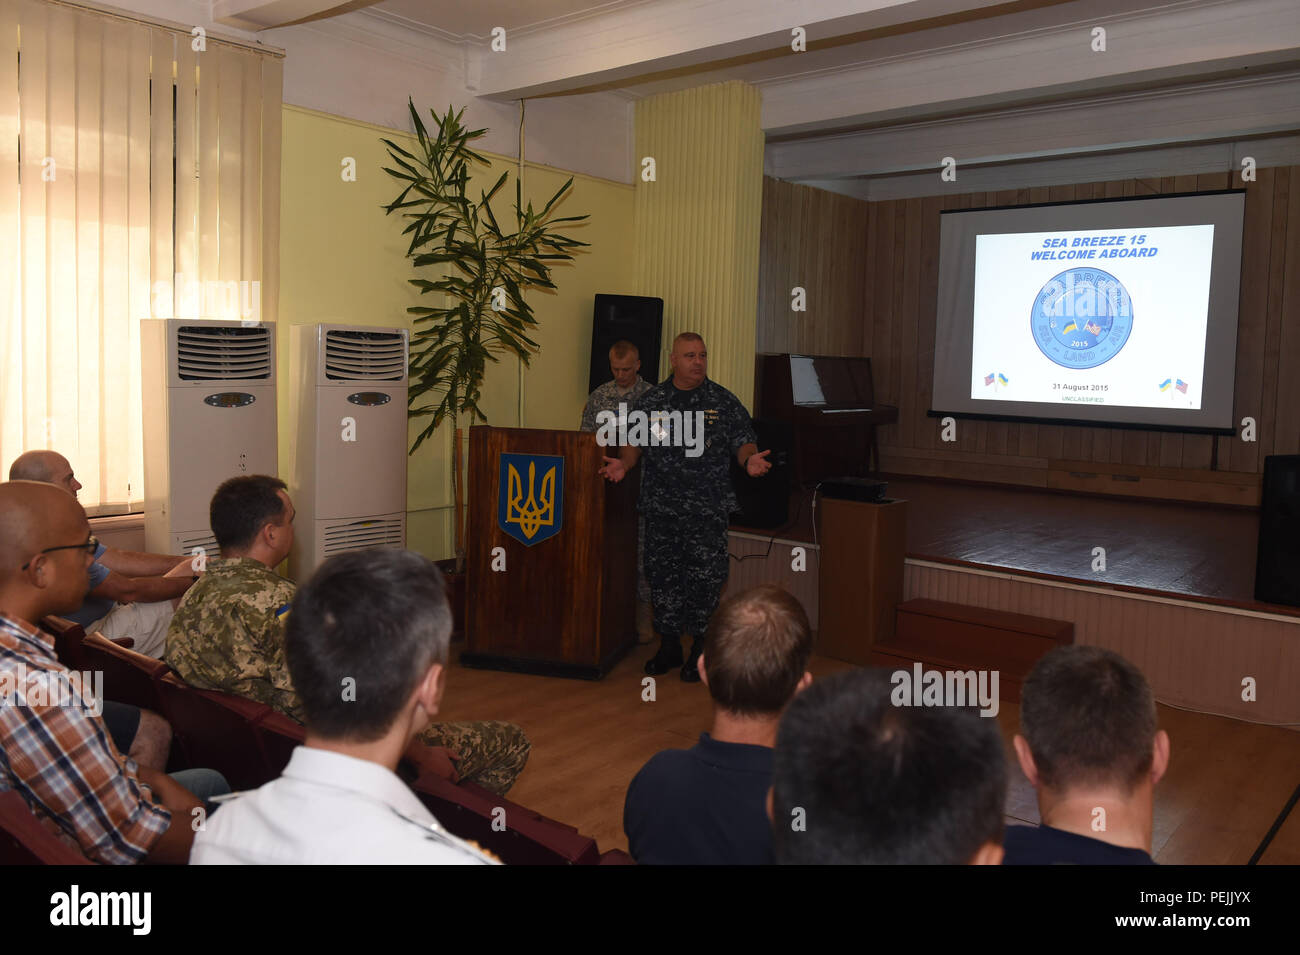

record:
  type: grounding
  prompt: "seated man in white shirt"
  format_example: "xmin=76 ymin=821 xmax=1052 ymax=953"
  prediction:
xmin=190 ymin=548 xmax=497 ymax=865
xmin=7 ymin=450 xmax=198 ymax=658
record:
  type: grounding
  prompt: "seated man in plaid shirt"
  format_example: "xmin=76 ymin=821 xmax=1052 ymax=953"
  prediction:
xmin=0 ymin=480 xmax=226 ymax=864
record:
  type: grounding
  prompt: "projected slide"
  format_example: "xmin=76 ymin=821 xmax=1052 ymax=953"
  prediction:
xmin=970 ymin=225 xmax=1214 ymax=411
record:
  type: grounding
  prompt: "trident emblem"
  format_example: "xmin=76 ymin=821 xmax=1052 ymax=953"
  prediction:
xmin=498 ymin=453 xmax=564 ymax=546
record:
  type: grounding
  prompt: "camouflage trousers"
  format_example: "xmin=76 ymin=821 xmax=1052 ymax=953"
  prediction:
xmin=644 ymin=510 xmax=730 ymax=642
xmin=418 ymin=720 xmax=531 ymax=796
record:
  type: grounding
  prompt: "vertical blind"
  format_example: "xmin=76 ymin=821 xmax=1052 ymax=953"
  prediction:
xmin=0 ymin=0 xmax=282 ymax=513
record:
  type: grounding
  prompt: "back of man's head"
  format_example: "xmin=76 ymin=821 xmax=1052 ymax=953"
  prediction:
xmin=1019 ymin=646 xmax=1157 ymax=795
xmin=284 ymin=549 xmax=451 ymax=742
xmin=703 ymin=585 xmax=811 ymax=716
xmin=8 ymin=451 xmax=56 ymax=482
xmin=209 ymin=475 xmax=287 ymax=553
xmin=772 ymin=668 xmax=1006 ymax=864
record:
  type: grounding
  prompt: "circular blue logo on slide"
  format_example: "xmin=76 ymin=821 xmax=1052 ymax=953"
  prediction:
xmin=1031 ymin=268 xmax=1133 ymax=369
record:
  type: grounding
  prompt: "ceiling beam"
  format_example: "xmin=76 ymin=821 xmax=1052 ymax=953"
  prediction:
xmin=466 ymin=0 xmax=1028 ymax=99
xmin=799 ymin=133 xmax=1300 ymax=201
xmin=212 ymin=0 xmax=383 ymax=31
xmin=765 ymin=70 xmax=1300 ymax=180
xmin=759 ymin=0 xmax=1300 ymax=137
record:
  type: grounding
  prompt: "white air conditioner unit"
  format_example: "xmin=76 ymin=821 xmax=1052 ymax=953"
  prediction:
xmin=288 ymin=324 xmax=409 ymax=581
xmin=140 ymin=319 xmax=279 ymax=559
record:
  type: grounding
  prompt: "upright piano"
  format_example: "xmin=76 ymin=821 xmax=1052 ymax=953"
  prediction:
xmin=755 ymin=354 xmax=899 ymax=485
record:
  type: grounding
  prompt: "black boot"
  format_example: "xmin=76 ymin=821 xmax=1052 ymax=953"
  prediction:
xmin=644 ymin=636 xmax=684 ymax=675
xmin=680 ymin=640 xmax=703 ymax=683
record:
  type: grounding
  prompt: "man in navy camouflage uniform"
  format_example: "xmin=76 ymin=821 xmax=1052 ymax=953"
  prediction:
xmin=599 ymin=333 xmax=772 ymax=681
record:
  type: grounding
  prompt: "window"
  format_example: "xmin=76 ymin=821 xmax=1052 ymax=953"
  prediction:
xmin=0 ymin=0 xmax=281 ymax=513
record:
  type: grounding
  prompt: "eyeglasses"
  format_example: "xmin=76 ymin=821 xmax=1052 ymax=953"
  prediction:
xmin=21 ymin=536 xmax=99 ymax=571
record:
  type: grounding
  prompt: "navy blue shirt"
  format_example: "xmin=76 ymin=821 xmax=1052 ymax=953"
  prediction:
xmin=632 ymin=377 xmax=756 ymax=519
xmin=1003 ymin=824 xmax=1157 ymax=865
xmin=623 ymin=733 xmax=774 ymax=865
xmin=64 ymin=542 xmax=114 ymax=627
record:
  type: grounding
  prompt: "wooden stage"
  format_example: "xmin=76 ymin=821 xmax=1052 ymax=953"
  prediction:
xmin=734 ymin=476 xmax=1274 ymax=609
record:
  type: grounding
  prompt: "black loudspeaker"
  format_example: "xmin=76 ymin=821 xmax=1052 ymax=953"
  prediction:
xmin=730 ymin=419 xmax=793 ymax=529
xmin=1255 ymin=455 xmax=1300 ymax=607
xmin=588 ymin=294 xmax=664 ymax=394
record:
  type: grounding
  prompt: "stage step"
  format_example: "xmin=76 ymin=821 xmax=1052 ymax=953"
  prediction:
xmin=873 ymin=599 xmax=1074 ymax=702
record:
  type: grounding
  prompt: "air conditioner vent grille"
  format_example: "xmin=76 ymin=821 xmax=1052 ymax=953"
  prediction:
xmin=321 ymin=517 xmax=404 ymax=558
xmin=177 ymin=532 xmax=219 ymax=561
xmin=324 ymin=330 xmax=406 ymax=382
xmin=177 ymin=326 xmax=272 ymax=381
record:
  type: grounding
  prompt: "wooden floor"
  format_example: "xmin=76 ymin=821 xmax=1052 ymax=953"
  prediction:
xmin=437 ymin=642 xmax=1300 ymax=864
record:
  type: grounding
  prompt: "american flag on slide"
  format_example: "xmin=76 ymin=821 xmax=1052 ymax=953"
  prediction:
xmin=1176 ymin=379 xmax=1188 ymax=393
xmin=985 ymin=373 xmax=995 ymax=386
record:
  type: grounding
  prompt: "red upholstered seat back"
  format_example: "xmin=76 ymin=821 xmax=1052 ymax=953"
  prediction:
xmin=79 ymin=631 xmax=170 ymax=715
xmin=410 ymin=771 xmax=600 ymax=865
xmin=156 ymin=674 xmax=274 ymax=792
xmin=39 ymin=615 xmax=90 ymax=672
xmin=252 ymin=708 xmax=305 ymax=778
xmin=0 ymin=790 xmax=94 ymax=865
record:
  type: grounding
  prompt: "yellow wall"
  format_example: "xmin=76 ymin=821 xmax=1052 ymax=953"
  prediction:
xmin=633 ymin=81 xmax=764 ymax=404
xmin=277 ymin=105 xmax=635 ymax=561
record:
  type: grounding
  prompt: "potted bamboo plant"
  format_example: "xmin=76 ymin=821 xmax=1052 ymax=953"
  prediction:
xmin=382 ymin=100 xmax=588 ymax=632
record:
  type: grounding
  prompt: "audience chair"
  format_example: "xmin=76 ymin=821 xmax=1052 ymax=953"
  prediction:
xmin=79 ymin=631 xmax=170 ymax=715
xmin=252 ymin=708 xmax=306 ymax=778
xmin=410 ymin=771 xmax=600 ymax=865
xmin=0 ymin=791 xmax=94 ymax=865
xmin=156 ymin=674 xmax=275 ymax=792
xmin=40 ymin=616 xmax=134 ymax=672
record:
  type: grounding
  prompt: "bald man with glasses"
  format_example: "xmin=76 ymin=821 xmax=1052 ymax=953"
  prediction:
xmin=0 ymin=480 xmax=228 ymax=863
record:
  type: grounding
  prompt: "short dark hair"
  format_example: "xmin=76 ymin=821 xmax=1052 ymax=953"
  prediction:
xmin=609 ymin=340 xmax=639 ymax=360
xmin=284 ymin=549 xmax=451 ymax=741
xmin=704 ymin=585 xmax=811 ymax=716
xmin=209 ymin=475 xmax=288 ymax=552
xmin=772 ymin=668 xmax=1006 ymax=864
xmin=1020 ymin=645 xmax=1157 ymax=793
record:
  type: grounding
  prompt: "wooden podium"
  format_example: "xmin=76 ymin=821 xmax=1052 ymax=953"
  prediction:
xmin=817 ymin=496 xmax=907 ymax=664
xmin=461 ymin=426 xmax=638 ymax=679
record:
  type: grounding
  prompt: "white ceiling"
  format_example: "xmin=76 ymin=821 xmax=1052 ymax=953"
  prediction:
xmin=373 ymin=0 xmax=654 ymax=39
xmin=267 ymin=0 xmax=1300 ymax=192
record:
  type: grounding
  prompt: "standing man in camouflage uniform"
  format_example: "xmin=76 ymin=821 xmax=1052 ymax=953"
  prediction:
xmin=599 ymin=333 xmax=772 ymax=682
xmin=166 ymin=475 xmax=531 ymax=795
xmin=580 ymin=340 xmax=652 ymax=433
xmin=581 ymin=341 xmax=654 ymax=642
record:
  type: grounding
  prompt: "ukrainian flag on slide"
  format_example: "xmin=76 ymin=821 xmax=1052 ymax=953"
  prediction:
xmin=1159 ymin=378 xmax=1172 ymax=392
xmin=997 ymin=373 xmax=1009 ymax=386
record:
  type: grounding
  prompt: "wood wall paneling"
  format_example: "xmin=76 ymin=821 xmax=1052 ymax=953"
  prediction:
xmin=1275 ymin=168 xmax=1300 ymax=456
xmin=756 ymin=168 xmax=1300 ymax=490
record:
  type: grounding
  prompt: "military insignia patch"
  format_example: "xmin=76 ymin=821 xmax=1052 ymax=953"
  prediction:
xmin=1031 ymin=267 xmax=1133 ymax=370
xmin=498 ymin=452 xmax=563 ymax=546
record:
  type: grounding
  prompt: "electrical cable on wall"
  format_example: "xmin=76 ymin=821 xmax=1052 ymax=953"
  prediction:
xmin=517 ymin=98 xmax=527 ymax=428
